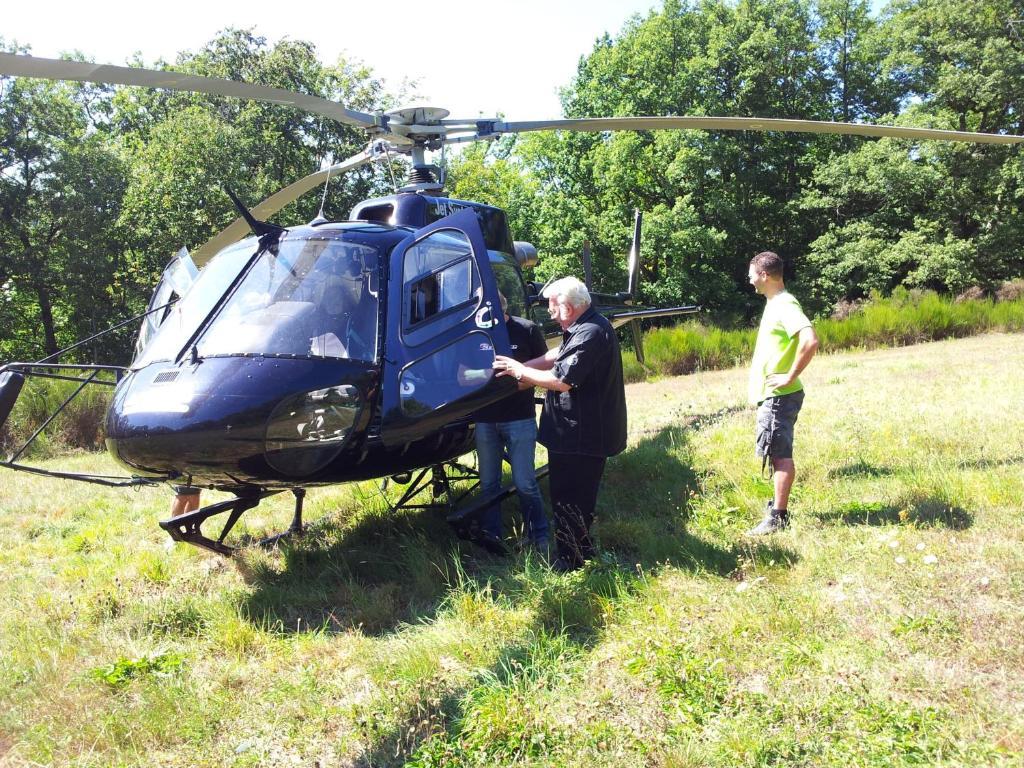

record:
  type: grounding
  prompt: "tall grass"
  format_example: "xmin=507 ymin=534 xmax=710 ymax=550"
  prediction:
xmin=0 ymin=372 xmax=113 ymax=458
xmin=623 ymin=289 xmax=1024 ymax=383
xmin=2 ymin=334 xmax=1024 ymax=766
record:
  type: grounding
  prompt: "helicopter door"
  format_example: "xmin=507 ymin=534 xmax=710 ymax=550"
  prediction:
xmin=380 ymin=208 xmax=515 ymax=447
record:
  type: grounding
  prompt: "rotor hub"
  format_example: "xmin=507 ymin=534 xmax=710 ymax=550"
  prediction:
xmin=386 ymin=106 xmax=450 ymax=125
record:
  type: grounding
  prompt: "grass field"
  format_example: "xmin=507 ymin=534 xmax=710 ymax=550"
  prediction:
xmin=1 ymin=333 xmax=1023 ymax=767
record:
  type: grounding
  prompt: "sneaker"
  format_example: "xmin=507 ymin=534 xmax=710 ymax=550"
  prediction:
xmin=747 ymin=501 xmax=789 ymax=536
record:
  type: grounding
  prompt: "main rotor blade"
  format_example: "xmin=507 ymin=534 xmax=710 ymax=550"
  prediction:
xmin=490 ymin=116 xmax=1024 ymax=145
xmin=0 ymin=52 xmax=379 ymax=131
xmin=191 ymin=149 xmax=375 ymax=265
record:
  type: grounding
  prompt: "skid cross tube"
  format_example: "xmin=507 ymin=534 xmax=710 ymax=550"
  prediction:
xmin=257 ymin=489 xmax=307 ymax=550
xmin=443 ymin=461 xmax=551 ymax=555
xmin=382 ymin=461 xmax=481 ymax=515
xmin=160 ymin=490 xmax=284 ymax=556
xmin=446 ymin=463 xmax=550 ymax=527
xmin=380 ymin=460 xmax=518 ymax=554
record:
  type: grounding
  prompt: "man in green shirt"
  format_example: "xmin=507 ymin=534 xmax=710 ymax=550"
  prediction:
xmin=747 ymin=251 xmax=819 ymax=535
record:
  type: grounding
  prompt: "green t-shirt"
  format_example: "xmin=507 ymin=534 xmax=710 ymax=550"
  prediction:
xmin=748 ymin=291 xmax=812 ymax=404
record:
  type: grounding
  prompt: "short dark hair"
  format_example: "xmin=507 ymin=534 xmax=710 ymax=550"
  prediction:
xmin=750 ymin=251 xmax=784 ymax=279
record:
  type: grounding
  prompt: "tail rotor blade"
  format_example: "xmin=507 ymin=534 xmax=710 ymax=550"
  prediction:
xmin=582 ymin=240 xmax=593 ymax=291
xmin=627 ymin=209 xmax=642 ymax=300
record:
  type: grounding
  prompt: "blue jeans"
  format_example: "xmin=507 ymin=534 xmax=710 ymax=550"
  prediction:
xmin=475 ymin=418 xmax=548 ymax=542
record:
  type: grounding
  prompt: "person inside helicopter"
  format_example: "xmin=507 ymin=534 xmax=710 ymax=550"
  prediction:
xmin=308 ymin=263 xmax=376 ymax=361
xmin=194 ymin=240 xmax=379 ymax=361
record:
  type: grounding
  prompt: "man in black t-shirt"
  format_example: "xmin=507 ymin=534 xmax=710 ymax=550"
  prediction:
xmin=472 ymin=292 xmax=550 ymax=550
xmin=494 ymin=277 xmax=627 ymax=572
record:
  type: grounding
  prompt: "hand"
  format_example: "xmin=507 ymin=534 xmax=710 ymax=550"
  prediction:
xmin=493 ymin=355 xmax=522 ymax=380
xmin=765 ymin=372 xmax=794 ymax=390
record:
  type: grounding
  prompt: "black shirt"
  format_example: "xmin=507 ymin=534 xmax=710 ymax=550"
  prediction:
xmin=538 ymin=306 xmax=627 ymax=457
xmin=474 ymin=315 xmax=548 ymax=423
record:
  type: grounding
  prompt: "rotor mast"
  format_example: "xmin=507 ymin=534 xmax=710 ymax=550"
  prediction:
xmin=385 ymin=107 xmax=457 ymax=193
xmin=403 ymin=142 xmax=441 ymax=191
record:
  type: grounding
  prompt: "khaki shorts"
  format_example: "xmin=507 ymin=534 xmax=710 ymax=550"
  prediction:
xmin=756 ymin=390 xmax=805 ymax=461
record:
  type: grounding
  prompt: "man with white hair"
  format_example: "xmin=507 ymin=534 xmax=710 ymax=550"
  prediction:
xmin=494 ymin=276 xmax=627 ymax=572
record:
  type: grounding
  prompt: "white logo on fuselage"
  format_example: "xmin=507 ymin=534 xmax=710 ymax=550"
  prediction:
xmin=433 ymin=200 xmax=469 ymax=218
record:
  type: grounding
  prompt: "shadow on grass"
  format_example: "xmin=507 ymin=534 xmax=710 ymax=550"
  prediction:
xmin=955 ymin=454 xmax=1024 ymax=471
xmin=828 ymin=459 xmax=895 ymax=479
xmin=352 ymin=634 xmax=570 ymax=768
xmin=830 ymin=455 xmax=1024 ymax=480
xmin=815 ymin=497 xmax=973 ymax=529
xmin=353 ymin=685 xmax=463 ymax=768
xmin=234 ymin=497 xmax=491 ymax=636
xmin=597 ymin=424 xmax=735 ymax=572
xmin=234 ymin=416 xmax=790 ymax=647
xmin=300 ymin=415 xmax=800 ymax=765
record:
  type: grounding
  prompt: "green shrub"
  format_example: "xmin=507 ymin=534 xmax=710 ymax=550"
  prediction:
xmin=625 ymin=642 xmax=729 ymax=725
xmin=626 ymin=291 xmax=1024 ymax=382
xmin=0 ymin=372 xmax=113 ymax=457
xmin=89 ymin=652 xmax=185 ymax=689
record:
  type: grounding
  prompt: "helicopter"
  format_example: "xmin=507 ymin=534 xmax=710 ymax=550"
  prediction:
xmin=1 ymin=52 xmax=1021 ymax=556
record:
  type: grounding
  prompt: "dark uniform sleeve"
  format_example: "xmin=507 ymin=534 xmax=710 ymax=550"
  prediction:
xmin=553 ymin=327 xmax=605 ymax=389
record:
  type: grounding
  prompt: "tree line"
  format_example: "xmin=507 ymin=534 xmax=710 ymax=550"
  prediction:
xmin=2 ymin=0 xmax=1022 ymax=364
xmin=449 ymin=0 xmax=1023 ymax=320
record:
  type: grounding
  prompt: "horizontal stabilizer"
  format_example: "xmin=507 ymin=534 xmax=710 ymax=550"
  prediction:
xmin=605 ymin=305 xmax=701 ymax=329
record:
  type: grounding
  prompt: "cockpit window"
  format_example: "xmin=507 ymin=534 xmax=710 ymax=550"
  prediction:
xmin=133 ymin=241 xmax=257 ymax=369
xmin=197 ymin=238 xmax=381 ymax=362
xmin=402 ymin=230 xmax=479 ymax=330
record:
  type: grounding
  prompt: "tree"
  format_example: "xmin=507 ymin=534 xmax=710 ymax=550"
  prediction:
xmin=800 ymin=0 xmax=1024 ymax=308
xmin=1 ymin=30 xmax=404 ymax=362
xmin=0 ymin=70 xmax=127 ymax=361
xmin=517 ymin=0 xmax=836 ymax=316
xmin=446 ymin=136 xmax=541 ymax=248
xmin=114 ymin=29 xmax=398 ymax=301
xmin=815 ymin=0 xmax=899 ymax=124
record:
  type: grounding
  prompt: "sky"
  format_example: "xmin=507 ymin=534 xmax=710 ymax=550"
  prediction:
xmin=4 ymin=0 xmax=662 ymax=120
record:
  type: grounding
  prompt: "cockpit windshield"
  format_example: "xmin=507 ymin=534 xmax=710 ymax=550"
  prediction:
xmin=197 ymin=237 xmax=380 ymax=362
xmin=133 ymin=240 xmax=258 ymax=369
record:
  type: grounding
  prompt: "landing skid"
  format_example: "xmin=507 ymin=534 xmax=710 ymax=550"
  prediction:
xmin=159 ymin=488 xmax=305 ymax=556
xmin=380 ymin=460 xmax=550 ymax=556
xmin=159 ymin=458 xmax=550 ymax=558
xmin=444 ymin=463 xmax=550 ymax=555
xmin=375 ymin=460 xmax=504 ymax=553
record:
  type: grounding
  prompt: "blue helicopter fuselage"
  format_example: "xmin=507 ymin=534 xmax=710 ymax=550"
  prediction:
xmin=105 ymin=197 xmax=525 ymax=491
